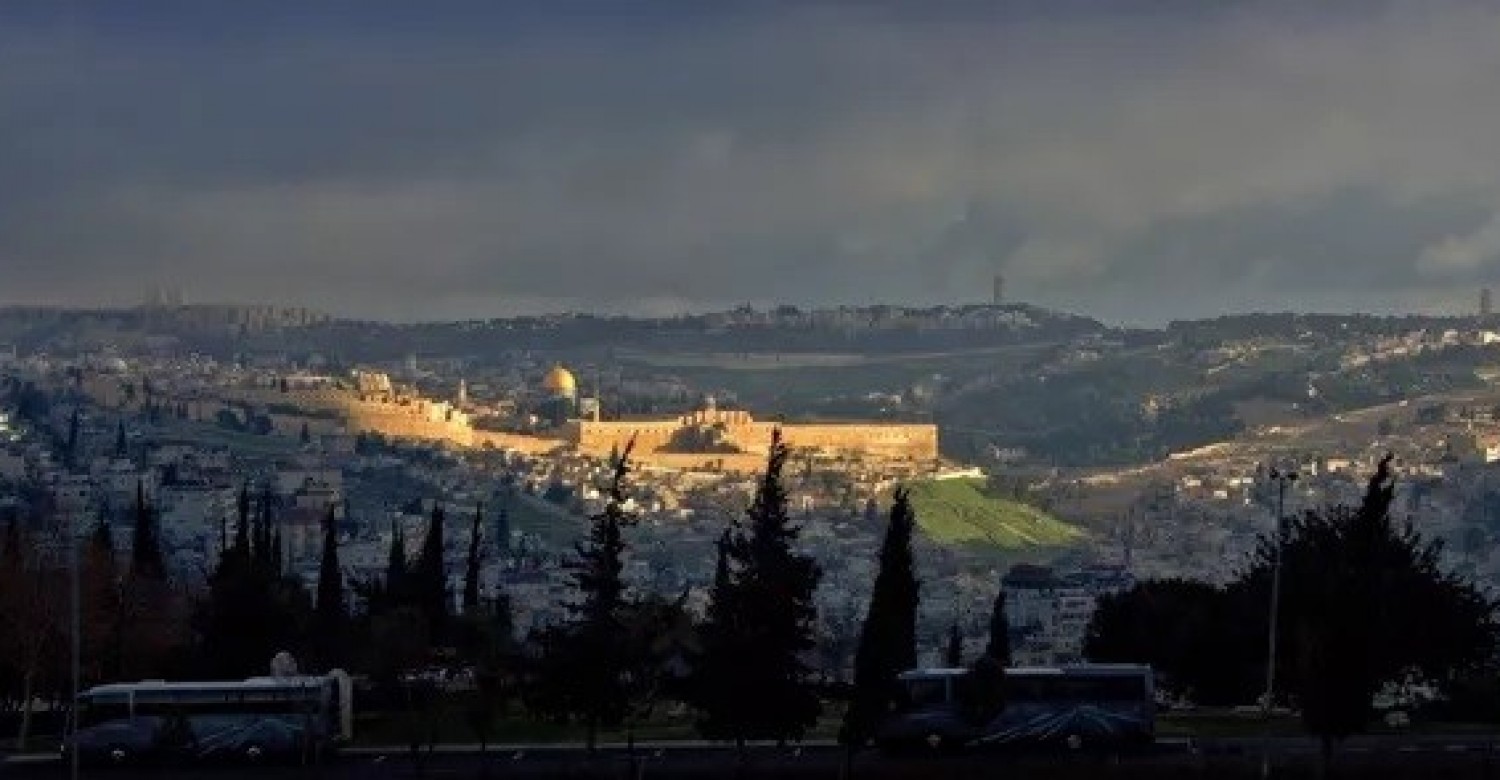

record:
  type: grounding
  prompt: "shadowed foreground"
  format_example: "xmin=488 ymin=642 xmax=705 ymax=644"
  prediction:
xmin=10 ymin=742 xmax=1500 ymax=780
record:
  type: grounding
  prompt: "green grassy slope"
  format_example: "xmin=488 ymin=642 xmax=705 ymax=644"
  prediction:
xmin=906 ymin=478 xmax=1086 ymax=549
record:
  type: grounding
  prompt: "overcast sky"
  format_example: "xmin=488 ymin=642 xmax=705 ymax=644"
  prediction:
xmin=5 ymin=1 xmax=1500 ymax=325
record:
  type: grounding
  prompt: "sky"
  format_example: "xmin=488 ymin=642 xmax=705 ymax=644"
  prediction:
xmin=5 ymin=1 xmax=1500 ymax=325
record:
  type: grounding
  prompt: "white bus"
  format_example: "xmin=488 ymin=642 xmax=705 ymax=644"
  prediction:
xmin=878 ymin=664 xmax=1155 ymax=753
xmin=68 ymin=672 xmax=352 ymax=766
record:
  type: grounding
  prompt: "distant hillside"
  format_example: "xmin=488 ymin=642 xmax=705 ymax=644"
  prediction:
xmin=906 ymin=478 xmax=1086 ymax=549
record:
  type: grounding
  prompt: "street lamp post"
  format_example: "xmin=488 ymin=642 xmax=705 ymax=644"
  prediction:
xmin=1261 ymin=467 xmax=1297 ymax=779
xmin=69 ymin=513 xmax=80 ymax=780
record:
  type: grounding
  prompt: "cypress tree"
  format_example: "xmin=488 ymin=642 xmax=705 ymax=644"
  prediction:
xmin=254 ymin=490 xmax=273 ymax=572
xmin=691 ymin=529 xmax=740 ymax=742
xmin=234 ymin=484 xmax=251 ymax=556
xmin=494 ymin=505 xmax=511 ymax=555
xmin=271 ymin=525 xmax=284 ymax=576
xmin=985 ymin=588 xmax=1012 ymax=667
xmin=84 ymin=513 xmax=122 ymax=681
xmin=841 ymin=487 xmax=920 ymax=746
xmin=416 ymin=504 xmax=449 ymax=639
xmin=463 ymin=504 xmax=484 ymax=614
xmin=89 ymin=515 xmax=115 ymax=559
xmin=945 ymin=623 xmax=964 ymax=668
xmin=114 ymin=421 xmax=128 ymax=458
xmin=129 ymin=482 xmax=165 ymax=580
xmin=65 ymin=407 xmax=81 ymax=468
xmin=385 ymin=518 xmax=408 ymax=610
xmin=315 ymin=503 xmax=345 ymax=669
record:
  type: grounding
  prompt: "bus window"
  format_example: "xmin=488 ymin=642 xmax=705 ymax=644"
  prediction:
xmin=899 ymin=678 xmax=952 ymax=711
xmin=1004 ymin=673 xmax=1148 ymax=704
xmin=79 ymin=696 xmax=131 ymax=727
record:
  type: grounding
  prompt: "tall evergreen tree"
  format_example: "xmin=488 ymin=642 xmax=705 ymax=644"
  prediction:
xmin=985 ymin=588 xmax=1012 ymax=667
xmin=694 ymin=429 xmax=823 ymax=746
xmin=533 ymin=442 xmax=638 ymax=750
xmin=314 ymin=503 xmax=345 ymax=670
xmin=691 ymin=529 xmax=740 ymax=741
xmin=463 ymin=504 xmax=484 ymax=614
xmin=65 ymin=407 xmax=81 ymax=468
xmin=230 ymin=484 xmax=250 ymax=559
xmin=841 ymin=488 xmax=920 ymax=746
xmin=1246 ymin=454 xmax=1497 ymax=765
xmin=129 ymin=482 xmax=165 ymax=580
xmin=252 ymin=490 xmax=268 ymax=569
xmin=945 ymin=623 xmax=964 ymax=668
xmin=271 ymin=525 xmax=284 ymax=576
xmin=83 ymin=513 xmax=123 ymax=683
xmin=385 ymin=518 xmax=408 ymax=610
xmin=415 ymin=504 xmax=449 ymax=640
xmin=494 ymin=505 xmax=511 ymax=555
xmin=196 ymin=482 xmax=312 ymax=679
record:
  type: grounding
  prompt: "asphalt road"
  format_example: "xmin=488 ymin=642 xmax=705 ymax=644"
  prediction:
xmin=7 ymin=736 xmax=1500 ymax=779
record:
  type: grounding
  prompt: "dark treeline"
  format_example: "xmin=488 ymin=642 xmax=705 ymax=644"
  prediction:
xmin=1086 ymin=455 xmax=1500 ymax=765
xmin=0 ymin=427 xmax=1018 ymax=756
xmin=4 ymin=433 xmax=1496 ymax=765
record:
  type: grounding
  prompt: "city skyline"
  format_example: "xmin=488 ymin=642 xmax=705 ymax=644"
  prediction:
xmin=7 ymin=2 xmax=1500 ymax=325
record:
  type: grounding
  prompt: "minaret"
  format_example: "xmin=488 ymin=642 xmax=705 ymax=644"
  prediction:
xmin=457 ymin=378 xmax=468 ymax=407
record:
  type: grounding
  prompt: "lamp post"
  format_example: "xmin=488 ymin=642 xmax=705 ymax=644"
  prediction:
xmin=69 ymin=512 xmax=80 ymax=780
xmin=1261 ymin=467 xmax=1297 ymax=779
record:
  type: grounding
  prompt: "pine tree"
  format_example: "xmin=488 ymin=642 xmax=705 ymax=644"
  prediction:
xmin=534 ymin=441 xmax=638 ymax=751
xmin=129 ymin=482 xmax=165 ymax=580
xmin=463 ymin=504 xmax=484 ymax=614
xmin=315 ymin=503 xmax=345 ymax=670
xmin=695 ymin=429 xmax=822 ymax=746
xmin=415 ymin=504 xmax=449 ymax=641
xmin=945 ymin=623 xmax=964 ymax=668
xmin=841 ymin=487 xmax=920 ymax=746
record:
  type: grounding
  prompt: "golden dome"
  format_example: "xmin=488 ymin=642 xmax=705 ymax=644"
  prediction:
xmin=541 ymin=364 xmax=577 ymax=396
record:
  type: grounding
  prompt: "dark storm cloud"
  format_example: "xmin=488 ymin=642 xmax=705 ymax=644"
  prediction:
xmin=5 ymin=2 xmax=1500 ymax=322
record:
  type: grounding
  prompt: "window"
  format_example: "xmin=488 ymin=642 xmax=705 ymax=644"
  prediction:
xmin=898 ymin=677 xmax=952 ymax=710
xmin=1006 ymin=674 xmax=1147 ymax=703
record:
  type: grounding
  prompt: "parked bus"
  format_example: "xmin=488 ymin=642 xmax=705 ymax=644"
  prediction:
xmin=66 ymin=672 xmax=352 ymax=766
xmin=877 ymin=664 xmax=1155 ymax=753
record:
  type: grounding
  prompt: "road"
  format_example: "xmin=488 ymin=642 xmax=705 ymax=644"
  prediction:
xmin=6 ymin=736 xmax=1500 ymax=779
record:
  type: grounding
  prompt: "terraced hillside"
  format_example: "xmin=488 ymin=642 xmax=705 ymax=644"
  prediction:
xmin=906 ymin=478 xmax=1087 ymax=549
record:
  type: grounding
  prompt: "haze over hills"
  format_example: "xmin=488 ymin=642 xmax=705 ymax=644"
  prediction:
xmin=3 ymin=300 xmax=1499 ymax=470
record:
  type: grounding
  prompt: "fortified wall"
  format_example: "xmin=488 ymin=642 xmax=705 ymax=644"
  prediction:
xmin=566 ymin=406 xmax=938 ymax=462
xmin=113 ymin=368 xmax=936 ymax=469
xmin=230 ymin=385 xmax=566 ymax=455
